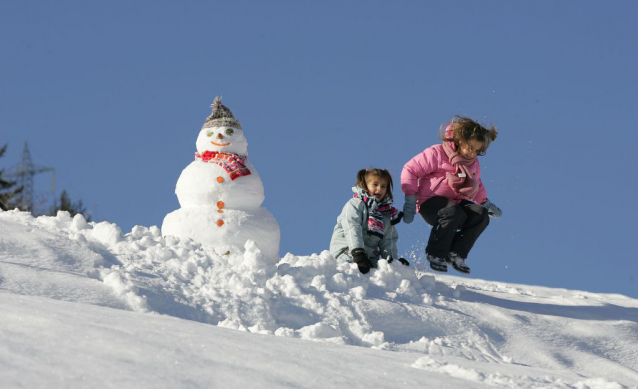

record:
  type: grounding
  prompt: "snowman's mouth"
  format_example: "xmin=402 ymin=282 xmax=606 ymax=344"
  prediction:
xmin=211 ymin=141 xmax=230 ymax=146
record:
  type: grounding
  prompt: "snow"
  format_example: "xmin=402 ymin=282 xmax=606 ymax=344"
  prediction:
xmin=1 ymin=209 xmax=637 ymax=388
xmin=162 ymin=204 xmax=280 ymax=260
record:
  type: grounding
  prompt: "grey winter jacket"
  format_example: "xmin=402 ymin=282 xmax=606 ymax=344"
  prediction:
xmin=329 ymin=197 xmax=399 ymax=267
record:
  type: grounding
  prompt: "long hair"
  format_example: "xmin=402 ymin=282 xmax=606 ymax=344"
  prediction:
xmin=441 ymin=115 xmax=498 ymax=156
xmin=355 ymin=168 xmax=394 ymax=201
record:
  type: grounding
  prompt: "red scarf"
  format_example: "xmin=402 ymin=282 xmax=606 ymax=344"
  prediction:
xmin=442 ymin=137 xmax=479 ymax=200
xmin=195 ymin=151 xmax=251 ymax=181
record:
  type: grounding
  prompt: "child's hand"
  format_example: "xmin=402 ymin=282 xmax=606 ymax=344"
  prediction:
xmin=402 ymin=195 xmax=418 ymax=224
xmin=387 ymin=257 xmax=409 ymax=266
xmin=351 ymin=248 xmax=372 ymax=274
xmin=482 ymin=199 xmax=502 ymax=218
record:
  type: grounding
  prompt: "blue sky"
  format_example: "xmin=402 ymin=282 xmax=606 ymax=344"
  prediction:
xmin=2 ymin=1 xmax=637 ymax=297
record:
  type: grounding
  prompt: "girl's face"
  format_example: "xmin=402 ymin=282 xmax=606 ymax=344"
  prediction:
xmin=458 ymin=139 xmax=485 ymax=159
xmin=365 ymin=176 xmax=388 ymax=200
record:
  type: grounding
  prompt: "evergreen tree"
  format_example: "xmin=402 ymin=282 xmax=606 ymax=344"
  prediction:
xmin=0 ymin=144 xmax=23 ymax=211
xmin=49 ymin=190 xmax=91 ymax=220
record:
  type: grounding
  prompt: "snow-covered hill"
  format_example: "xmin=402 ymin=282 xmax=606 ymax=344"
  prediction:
xmin=1 ymin=209 xmax=637 ymax=388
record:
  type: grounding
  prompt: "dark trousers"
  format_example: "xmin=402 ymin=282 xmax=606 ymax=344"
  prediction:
xmin=419 ymin=196 xmax=489 ymax=259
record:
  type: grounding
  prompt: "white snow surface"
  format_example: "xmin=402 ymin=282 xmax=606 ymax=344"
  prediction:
xmin=1 ymin=209 xmax=637 ymax=388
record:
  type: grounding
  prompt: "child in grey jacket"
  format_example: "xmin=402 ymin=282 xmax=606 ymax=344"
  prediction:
xmin=330 ymin=169 xmax=409 ymax=274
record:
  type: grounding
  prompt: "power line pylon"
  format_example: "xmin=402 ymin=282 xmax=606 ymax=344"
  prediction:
xmin=8 ymin=141 xmax=55 ymax=212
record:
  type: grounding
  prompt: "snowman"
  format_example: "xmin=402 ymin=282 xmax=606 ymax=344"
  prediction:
xmin=162 ymin=97 xmax=280 ymax=260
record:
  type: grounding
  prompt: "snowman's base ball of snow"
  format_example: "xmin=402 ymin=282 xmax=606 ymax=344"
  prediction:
xmin=161 ymin=206 xmax=280 ymax=260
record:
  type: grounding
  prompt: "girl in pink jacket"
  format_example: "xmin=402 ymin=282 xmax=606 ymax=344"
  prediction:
xmin=401 ymin=116 xmax=501 ymax=274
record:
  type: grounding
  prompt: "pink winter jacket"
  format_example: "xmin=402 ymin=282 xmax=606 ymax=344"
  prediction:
xmin=401 ymin=144 xmax=487 ymax=209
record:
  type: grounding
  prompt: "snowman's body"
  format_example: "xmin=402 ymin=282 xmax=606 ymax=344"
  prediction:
xmin=162 ymin=98 xmax=280 ymax=259
xmin=174 ymin=160 xmax=265 ymax=208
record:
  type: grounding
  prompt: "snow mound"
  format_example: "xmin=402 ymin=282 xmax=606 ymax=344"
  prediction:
xmin=1 ymin=209 xmax=637 ymax=387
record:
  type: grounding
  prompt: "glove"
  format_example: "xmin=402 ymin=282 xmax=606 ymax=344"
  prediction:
xmin=482 ymin=199 xmax=502 ymax=218
xmin=402 ymin=195 xmax=418 ymax=224
xmin=351 ymin=248 xmax=372 ymax=274
xmin=387 ymin=257 xmax=409 ymax=266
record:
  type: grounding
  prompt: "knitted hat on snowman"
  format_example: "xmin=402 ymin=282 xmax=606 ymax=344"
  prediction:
xmin=203 ymin=97 xmax=242 ymax=130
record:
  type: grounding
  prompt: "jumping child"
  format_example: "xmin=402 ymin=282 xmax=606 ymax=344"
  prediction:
xmin=330 ymin=169 xmax=408 ymax=274
xmin=401 ymin=116 xmax=501 ymax=274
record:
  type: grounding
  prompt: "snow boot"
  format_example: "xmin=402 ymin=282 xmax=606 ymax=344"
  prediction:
xmin=427 ymin=254 xmax=448 ymax=272
xmin=448 ymin=252 xmax=470 ymax=274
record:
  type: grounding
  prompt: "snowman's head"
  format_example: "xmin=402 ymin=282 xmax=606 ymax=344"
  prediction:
xmin=196 ymin=97 xmax=248 ymax=155
xmin=196 ymin=125 xmax=248 ymax=155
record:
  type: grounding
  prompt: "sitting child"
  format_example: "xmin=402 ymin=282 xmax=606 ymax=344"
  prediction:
xmin=330 ymin=168 xmax=408 ymax=274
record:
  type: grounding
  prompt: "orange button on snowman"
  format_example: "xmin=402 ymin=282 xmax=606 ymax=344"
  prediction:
xmin=216 ymin=201 xmax=225 ymax=227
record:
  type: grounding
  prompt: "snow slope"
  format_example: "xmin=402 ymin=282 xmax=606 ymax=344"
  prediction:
xmin=1 ymin=209 xmax=637 ymax=388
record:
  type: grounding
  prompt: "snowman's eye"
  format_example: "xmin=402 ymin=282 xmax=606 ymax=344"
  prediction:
xmin=207 ymin=132 xmax=214 ymax=137
xmin=225 ymin=128 xmax=234 ymax=136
